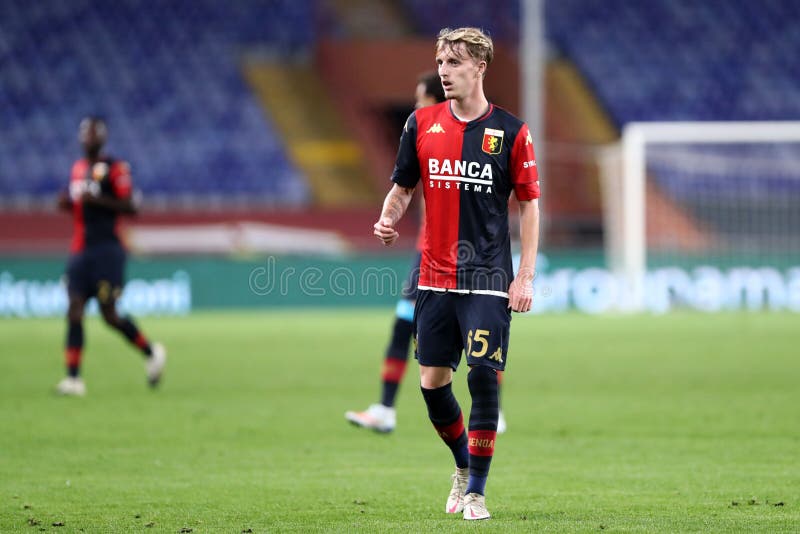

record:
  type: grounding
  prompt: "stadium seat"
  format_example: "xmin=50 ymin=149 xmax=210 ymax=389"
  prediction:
xmin=1 ymin=0 xmax=314 ymax=205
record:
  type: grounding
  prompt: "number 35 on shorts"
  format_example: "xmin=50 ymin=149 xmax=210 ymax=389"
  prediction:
xmin=466 ymin=329 xmax=504 ymax=363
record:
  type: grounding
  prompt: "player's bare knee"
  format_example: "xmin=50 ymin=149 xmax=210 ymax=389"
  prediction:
xmin=420 ymin=365 xmax=452 ymax=389
xmin=100 ymin=305 xmax=120 ymax=327
xmin=67 ymin=299 xmax=85 ymax=322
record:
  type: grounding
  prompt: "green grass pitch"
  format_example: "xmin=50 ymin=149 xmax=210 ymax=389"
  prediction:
xmin=0 ymin=310 xmax=798 ymax=532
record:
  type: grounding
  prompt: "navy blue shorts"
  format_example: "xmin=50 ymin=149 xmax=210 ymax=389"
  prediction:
xmin=66 ymin=243 xmax=126 ymax=303
xmin=413 ymin=289 xmax=511 ymax=372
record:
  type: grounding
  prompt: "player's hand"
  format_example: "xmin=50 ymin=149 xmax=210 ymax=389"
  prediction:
xmin=373 ymin=217 xmax=399 ymax=246
xmin=507 ymin=275 xmax=533 ymax=313
xmin=57 ymin=191 xmax=73 ymax=211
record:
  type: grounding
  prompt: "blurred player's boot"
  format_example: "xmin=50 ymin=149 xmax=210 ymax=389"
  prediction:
xmin=344 ymin=403 xmax=396 ymax=433
xmin=146 ymin=343 xmax=167 ymax=387
xmin=497 ymin=410 xmax=507 ymax=434
xmin=446 ymin=466 xmax=469 ymax=513
xmin=56 ymin=377 xmax=86 ymax=397
xmin=462 ymin=492 xmax=491 ymax=520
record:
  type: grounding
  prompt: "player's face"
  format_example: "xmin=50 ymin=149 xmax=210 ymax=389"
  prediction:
xmin=79 ymin=119 xmax=107 ymax=155
xmin=436 ymin=43 xmax=485 ymax=101
xmin=415 ymin=82 xmax=439 ymax=109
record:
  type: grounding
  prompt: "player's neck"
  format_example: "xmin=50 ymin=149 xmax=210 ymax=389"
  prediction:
xmin=450 ymin=90 xmax=489 ymax=122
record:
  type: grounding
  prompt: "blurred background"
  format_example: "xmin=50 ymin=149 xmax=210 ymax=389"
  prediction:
xmin=2 ymin=0 xmax=800 ymax=316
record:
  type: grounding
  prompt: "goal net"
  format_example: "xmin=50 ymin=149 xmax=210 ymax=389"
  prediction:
xmin=601 ymin=121 xmax=800 ymax=312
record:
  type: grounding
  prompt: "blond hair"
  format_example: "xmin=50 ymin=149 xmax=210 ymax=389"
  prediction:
xmin=436 ymin=27 xmax=494 ymax=66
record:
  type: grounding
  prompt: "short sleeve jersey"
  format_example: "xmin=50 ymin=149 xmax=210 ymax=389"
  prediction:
xmin=391 ymin=102 xmax=539 ymax=296
xmin=68 ymin=156 xmax=133 ymax=252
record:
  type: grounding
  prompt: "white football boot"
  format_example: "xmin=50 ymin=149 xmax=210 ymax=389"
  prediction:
xmin=344 ymin=403 xmax=396 ymax=433
xmin=463 ymin=492 xmax=491 ymax=520
xmin=146 ymin=343 xmax=167 ymax=387
xmin=497 ymin=410 xmax=507 ymax=434
xmin=446 ymin=466 xmax=470 ymax=514
xmin=56 ymin=377 xmax=86 ymax=397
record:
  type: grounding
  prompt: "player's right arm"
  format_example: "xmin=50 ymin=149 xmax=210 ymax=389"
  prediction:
xmin=58 ymin=162 xmax=81 ymax=212
xmin=375 ymin=112 xmax=422 ymax=246
xmin=374 ymin=184 xmax=415 ymax=246
xmin=57 ymin=190 xmax=73 ymax=212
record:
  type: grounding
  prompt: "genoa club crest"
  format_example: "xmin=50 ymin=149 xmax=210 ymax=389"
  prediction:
xmin=482 ymin=128 xmax=504 ymax=155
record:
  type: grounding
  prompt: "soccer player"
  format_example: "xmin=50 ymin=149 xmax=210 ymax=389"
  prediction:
xmin=373 ymin=28 xmax=539 ymax=520
xmin=346 ymin=72 xmax=508 ymax=434
xmin=55 ymin=117 xmax=166 ymax=396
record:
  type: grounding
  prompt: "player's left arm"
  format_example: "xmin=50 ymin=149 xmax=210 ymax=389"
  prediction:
xmin=508 ymin=199 xmax=539 ymax=312
xmin=81 ymin=161 xmax=138 ymax=214
xmin=507 ymin=123 xmax=541 ymax=312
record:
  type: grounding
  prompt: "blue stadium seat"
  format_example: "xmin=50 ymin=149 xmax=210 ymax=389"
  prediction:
xmin=1 ymin=0 xmax=313 ymax=205
xmin=545 ymin=0 xmax=800 ymax=124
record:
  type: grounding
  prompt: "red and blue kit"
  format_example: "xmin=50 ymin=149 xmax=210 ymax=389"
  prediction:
xmin=391 ymin=102 xmax=539 ymax=296
xmin=391 ymin=102 xmax=539 ymax=371
xmin=65 ymin=157 xmax=133 ymax=299
xmin=68 ymin=157 xmax=132 ymax=252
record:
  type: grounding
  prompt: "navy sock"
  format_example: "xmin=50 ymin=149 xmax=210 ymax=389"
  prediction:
xmin=65 ymin=320 xmax=83 ymax=377
xmin=387 ymin=317 xmax=414 ymax=358
xmin=116 ymin=316 xmax=152 ymax=356
xmin=380 ymin=318 xmax=413 ymax=407
xmin=381 ymin=381 xmax=400 ymax=408
xmin=466 ymin=366 xmax=499 ymax=495
xmin=421 ymin=383 xmax=469 ymax=468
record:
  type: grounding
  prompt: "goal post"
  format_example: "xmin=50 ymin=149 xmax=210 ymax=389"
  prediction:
xmin=603 ymin=121 xmax=800 ymax=312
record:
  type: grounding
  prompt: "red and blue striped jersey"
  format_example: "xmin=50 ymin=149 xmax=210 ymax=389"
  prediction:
xmin=391 ymin=102 xmax=539 ymax=296
xmin=68 ymin=157 xmax=132 ymax=252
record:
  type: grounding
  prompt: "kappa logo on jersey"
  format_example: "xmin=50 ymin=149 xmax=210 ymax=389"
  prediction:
xmin=426 ymin=123 xmax=446 ymax=134
xmin=482 ymin=128 xmax=504 ymax=155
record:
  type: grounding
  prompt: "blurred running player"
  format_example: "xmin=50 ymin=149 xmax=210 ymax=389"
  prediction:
xmin=373 ymin=28 xmax=540 ymax=520
xmin=346 ymin=73 xmax=508 ymax=434
xmin=55 ymin=117 xmax=166 ymax=396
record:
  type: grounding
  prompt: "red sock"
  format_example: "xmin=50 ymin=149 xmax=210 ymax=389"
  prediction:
xmin=65 ymin=347 xmax=82 ymax=377
xmin=134 ymin=333 xmax=150 ymax=352
xmin=381 ymin=357 xmax=407 ymax=383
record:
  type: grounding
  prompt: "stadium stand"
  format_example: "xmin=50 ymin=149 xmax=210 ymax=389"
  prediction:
xmin=545 ymin=0 xmax=800 ymax=124
xmin=401 ymin=0 xmax=520 ymax=44
xmin=401 ymin=0 xmax=800 ymax=123
xmin=0 ymin=0 xmax=314 ymax=205
xmin=543 ymin=0 xmax=800 ymax=257
xmin=407 ymin=1 xmax=800 ymax=255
